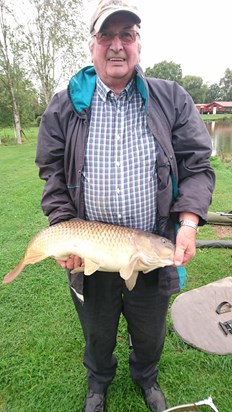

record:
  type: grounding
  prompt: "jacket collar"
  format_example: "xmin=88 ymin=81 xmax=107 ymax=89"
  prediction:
xmin=68 ymin=64 xmax=149 ymax=113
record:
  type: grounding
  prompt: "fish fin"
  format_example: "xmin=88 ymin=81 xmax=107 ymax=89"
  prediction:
xmin=3 ymin=248 xmax=48 ymax=284
xmin=143 ymin=266 xmax=158 ymax=273
xmin=2 ymin=259 xmax=26 ymax=284
xmin=125 ymin=271 xmax=139 ymax=291
xmin=70 ymin=266 xmax=84 ymax=275
xmin=119 ymin=256 xmax=139 ymax=280
xmin=119 ymin=256 xmax=140 ymax=290
xmin=84 ymin=258 xmax=101 ymax=276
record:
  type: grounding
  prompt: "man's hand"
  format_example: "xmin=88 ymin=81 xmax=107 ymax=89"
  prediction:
xmin=56 ymin=255 xmax=84 ymax=270
xmin=174 ymin=225 xmax=197 ymax=266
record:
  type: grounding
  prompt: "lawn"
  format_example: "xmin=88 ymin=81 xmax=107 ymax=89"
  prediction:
xmin=0 ymin=143 xmax=232 ymax=412
xmin=201 ymin=113 xmax=232 ymax=122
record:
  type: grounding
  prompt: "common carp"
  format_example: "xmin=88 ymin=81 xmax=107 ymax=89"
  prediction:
xmin=2 ymin=219 xmax=175 ymax=290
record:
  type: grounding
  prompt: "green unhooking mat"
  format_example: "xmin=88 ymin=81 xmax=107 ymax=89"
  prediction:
xmin=171 ymin=277 xmax=232 ymax=355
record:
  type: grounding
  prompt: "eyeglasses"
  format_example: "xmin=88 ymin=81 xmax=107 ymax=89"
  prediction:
xmin=93 ymin=29 xmax=139 ymax=46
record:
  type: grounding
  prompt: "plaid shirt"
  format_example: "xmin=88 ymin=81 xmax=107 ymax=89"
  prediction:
xmin=83 ymin=77 xmax=157 ymax=232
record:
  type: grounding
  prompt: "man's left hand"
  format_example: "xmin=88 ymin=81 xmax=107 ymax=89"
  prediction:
xmin=174 ymin=225 xmax=197 ymax=266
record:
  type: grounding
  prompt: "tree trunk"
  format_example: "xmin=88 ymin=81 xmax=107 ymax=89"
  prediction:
xmin=10 ymin=81 xmax=22 ymax=144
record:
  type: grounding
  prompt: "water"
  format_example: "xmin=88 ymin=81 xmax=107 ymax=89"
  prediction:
xmin=205 ymin=121 xmax=232 ymax=160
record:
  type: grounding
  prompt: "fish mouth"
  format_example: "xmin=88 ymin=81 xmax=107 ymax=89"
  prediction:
xmin=140 ymin=253 xmax=174 ymax=272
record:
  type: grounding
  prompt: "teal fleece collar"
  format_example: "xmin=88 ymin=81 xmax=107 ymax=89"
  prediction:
xmin=68 ymin=65 xmax=148 ymax=113
xmin=68 ymin=66 xmax=96 ymax=113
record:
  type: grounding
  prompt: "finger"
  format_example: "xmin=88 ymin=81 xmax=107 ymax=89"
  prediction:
xmin=56 ymin=260 xmax=67 ymax=269
xmin=66 ymin=255 xmax=75 ymax=270
xmin=66 ymin=255 xmax=83 ymax=270
xmin=174 ymin=248 xmax=185 ymax=266
xmin=73 ymin=256 xmax=83 ymax=268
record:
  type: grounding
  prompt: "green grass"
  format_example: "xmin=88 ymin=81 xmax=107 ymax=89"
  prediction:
xmin=0 ymin=127 xmax=38 ymax=145
xmin=201 ymin=113 xmax=232 ymax=121
xmin=0 ymin=143 xmax=232 ymax=412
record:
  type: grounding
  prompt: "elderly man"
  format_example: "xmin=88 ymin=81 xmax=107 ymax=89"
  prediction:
xmin=36 ymin=1 xmax=215 ymax=411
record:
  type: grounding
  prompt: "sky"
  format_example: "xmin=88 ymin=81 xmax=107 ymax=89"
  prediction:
xmin=83 ymin=0 xmax=232 ymax=85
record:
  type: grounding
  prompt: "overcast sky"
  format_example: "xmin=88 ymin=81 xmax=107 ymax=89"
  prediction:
xmin=84 ymin=0 xmax=232 ymax=85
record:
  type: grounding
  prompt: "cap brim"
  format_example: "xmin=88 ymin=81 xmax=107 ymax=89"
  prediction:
xmin=91 ymin=9 xmax=141 ymax=34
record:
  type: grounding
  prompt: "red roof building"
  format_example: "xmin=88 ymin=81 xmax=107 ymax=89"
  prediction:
xmin=195 ymin=103 xmax=206 ymax=114
xmin=203 ymin=101 xmax=232 ymax=114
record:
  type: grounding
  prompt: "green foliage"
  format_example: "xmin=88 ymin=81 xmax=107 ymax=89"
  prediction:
xmin=0 ymin=75 xmax=13 ymax=127
xmin=220 ymin=68 xmax=232 ymax=101
xmin=145 ymin=60 xmax=183 ymax=84
xmin=182 ymin=75 xmax=206 ymax=103
xmin=0 ymin=73 xmax=41 ymax=128
xmin=0 ymin=144 xmax=231 ymax=411
xmin=145 ymin=62 xmax=232 ymax=104
xmin=20 ymin=0 xmax=88 ymax=104
xmin=0 ymin=0 xmax=88 ymax=130
xmin=1 ymin=0 xmax=232 ymax=130
xmin=206 ymin=83 xmax=222 ymax=103
xmin=36 ymin=115 xmax=42 ymax=126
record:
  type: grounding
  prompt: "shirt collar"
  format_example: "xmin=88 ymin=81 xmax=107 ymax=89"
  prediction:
xmin=96 ymin=76 xmax=136 ymax=102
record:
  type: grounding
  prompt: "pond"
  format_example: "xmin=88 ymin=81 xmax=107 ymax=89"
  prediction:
xmin=205 ymin=121 xmax=232 ymax=160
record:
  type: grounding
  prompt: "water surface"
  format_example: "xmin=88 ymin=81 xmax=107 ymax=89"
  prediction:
xmin=205 ymin=121 xmax=232 ymax=159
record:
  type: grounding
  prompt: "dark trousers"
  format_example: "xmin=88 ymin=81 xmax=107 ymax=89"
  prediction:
xmin=69 ymin=270 xmax=169 ymax=393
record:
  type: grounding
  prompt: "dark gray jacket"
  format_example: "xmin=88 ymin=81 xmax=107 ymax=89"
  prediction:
xmin=36 ymin=64 xmax=215 ymax=295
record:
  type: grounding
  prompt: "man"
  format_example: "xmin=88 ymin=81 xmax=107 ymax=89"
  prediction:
xmin=36 ymin=1 xmax=215 ymax=411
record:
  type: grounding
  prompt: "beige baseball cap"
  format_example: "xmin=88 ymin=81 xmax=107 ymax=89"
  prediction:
xmin=90 ymin=0 xmax=141 ymax=34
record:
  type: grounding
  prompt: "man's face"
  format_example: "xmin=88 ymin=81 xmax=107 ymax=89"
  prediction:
xmin=91 ymin=13 xmax=141 ymax=90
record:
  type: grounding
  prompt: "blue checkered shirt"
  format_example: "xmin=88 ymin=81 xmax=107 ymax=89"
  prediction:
xmin=83 ymin=77 xmax=157 ymax=232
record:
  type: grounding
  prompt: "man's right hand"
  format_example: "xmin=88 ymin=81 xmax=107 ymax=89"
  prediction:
xmin=56 ymin=255 xmax=84 ymax=271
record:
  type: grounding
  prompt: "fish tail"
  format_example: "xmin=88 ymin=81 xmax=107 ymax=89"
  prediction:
xmin=2 ymin=259 xmax=26 ymax=284
xmin=3 ymin=249 xmax=48 ymax=284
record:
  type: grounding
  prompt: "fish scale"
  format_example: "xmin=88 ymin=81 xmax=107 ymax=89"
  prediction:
xmin=2 ymin=219 xmax=175 ymax=290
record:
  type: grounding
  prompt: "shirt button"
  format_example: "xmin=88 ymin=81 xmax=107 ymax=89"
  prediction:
xmin=116 ymin=161 xmax=120 ymax=167
xmin=118 ymin=214 xmax=122 ymax=219
xmin=117 ymin=135 xmax=120 ymax=140
xmin=117 ymin=188 xmax=120 ymax=194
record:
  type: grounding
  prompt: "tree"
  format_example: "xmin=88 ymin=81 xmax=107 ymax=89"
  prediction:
xmin=0 ymin=70 xmax=40 ymax=130
xmin=219 ymin=68 xmax=232 ymax=101
xmin=21 ymin=0 xmax=88 ymax=105
xmin=206 ymin=83 xmax=222 ymax=103
xmin=145 ymin=60 xmax=182 ymax=84
xmin=16 ymin=76 xmax=41 ymax=126
xmin=182 ymin=75 xmax=208 ymax=103
xmin=0 ymin=0 xmax=23 ymax=143
xmin=0 ymin=74 xmax=13 ymax=128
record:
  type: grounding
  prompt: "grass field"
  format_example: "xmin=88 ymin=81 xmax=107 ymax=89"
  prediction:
xmin=0 ymin=142 xmax=232 ymax=412
xmin=201 ymin=114 xmax=232 ymax=122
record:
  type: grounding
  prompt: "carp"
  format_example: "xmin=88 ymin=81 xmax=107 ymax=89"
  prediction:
xmin=2 ymin=219 xmax=175 ymax=290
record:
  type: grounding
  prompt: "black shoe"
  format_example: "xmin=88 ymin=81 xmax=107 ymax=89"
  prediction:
xmin=84 ymin=390 xmax=106 ymax=412
xmin=142 ymin=382 xmax=167 ymax=412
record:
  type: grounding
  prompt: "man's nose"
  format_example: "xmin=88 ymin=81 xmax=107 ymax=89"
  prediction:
xmin=110 ymin=34 xmax=123 ymax=50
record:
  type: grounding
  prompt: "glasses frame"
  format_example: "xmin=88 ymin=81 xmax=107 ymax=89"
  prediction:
xmin=93 ymin=29 xmax=140 ymax=46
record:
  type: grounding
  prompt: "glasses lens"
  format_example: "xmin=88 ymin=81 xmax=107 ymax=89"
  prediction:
xmin=96 ymin=30 xmax=137 ymax=45
xmin=97 ymin=31 xmax=114 ymax=44
xmin=119 ymin=30 xmax=136 ymax=43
